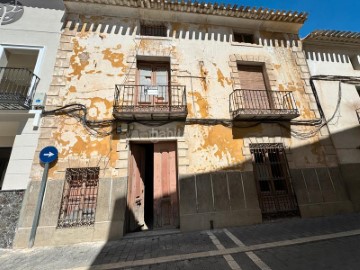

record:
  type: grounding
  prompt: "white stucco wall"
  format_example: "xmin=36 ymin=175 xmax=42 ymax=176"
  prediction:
xmin=305 ymin=44 xmax=360 ymax=164
xmin=0 ymin=0 xmax=65 ymax=190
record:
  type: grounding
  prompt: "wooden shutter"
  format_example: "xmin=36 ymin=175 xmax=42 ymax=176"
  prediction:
xmin=237 ymin=65 xmax=270 ymax=109
xmin=237 ymin=65 xmax=266 ymax=90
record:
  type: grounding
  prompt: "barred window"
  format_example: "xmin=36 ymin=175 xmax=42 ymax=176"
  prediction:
xmin=57 ymin=167 xmax=99 ymax=228
xmin=140 ymin=24 xmax=167 ymax=37
xmin=233 ymin=33 xmax=254 ymax=43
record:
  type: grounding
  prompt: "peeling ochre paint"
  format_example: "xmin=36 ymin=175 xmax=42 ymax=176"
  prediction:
xmin=139 ymin=39 xmax=152 ymax=52
xmin=52 ymin=117 xmax=118 ymax=169
xmin=69 ymin=86 xmax=76 ymax=93
xmin=68 ymin=39 xmax=90 ymax=80
xmin=85 ymin=70 xmax=101 ymax=74
xmin=89 ymin=97 xmax=113 ymax=119
xmin=189 ymin=91 xmax=209 ymax=118
xmin=102 ymin=47 xmax=126 ymax=74
xmin=78 ymin=23 xmax=91 ymax=39
xmin=187 ymin=103 xmax=194 ymax=117
xmin=200 ymin=65 xmax=209 ymax=91
xmin=198 ymin=125 xmax=244 ymax=165
xmin=216 ymin=68 xmax=232 ymax=87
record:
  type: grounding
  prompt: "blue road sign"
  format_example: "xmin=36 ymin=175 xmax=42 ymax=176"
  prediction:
xmin=39 ymin=146 xmax=58 ymax=164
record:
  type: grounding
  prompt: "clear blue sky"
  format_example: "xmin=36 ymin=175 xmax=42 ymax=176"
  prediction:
xmin=217 ymin=0 xmax=360 ymax=37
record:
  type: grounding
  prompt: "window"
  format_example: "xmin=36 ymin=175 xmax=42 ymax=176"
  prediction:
xmin=237 ymin=64 xmax=270 ymax=109
xmin=140 ymin=24 xmax=167 ymax=37
xmin=233 ymin=33 xmax=254 ymax=43
xmin=251 ymin=144 xmax=289 ymax=194
xmin=0 ymin=47 xmax=41 ymax=109
xmin=57 ymin=167 xmax=99 ymax=228
xmin=237 ymin=65 xmax=267 ymax=90
xmin=137 ymin=61 xmax=170 ymax=104
xmin=250 ymin=143 xmax=299 ymax=217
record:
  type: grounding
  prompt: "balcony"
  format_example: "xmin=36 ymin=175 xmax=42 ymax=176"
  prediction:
xmin=113 ymin=85 xmax=187 ymax=121
xmin=0 ymin=67 xmax=40 ymax=110
xmin=230 ymin=89 xmax=299 ymax=121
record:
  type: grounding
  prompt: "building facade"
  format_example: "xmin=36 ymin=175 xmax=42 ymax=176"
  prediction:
xmin=0 ymin=0 xmax=64 ymax=190
xmin=12 ymin=1 xmax=355 ymax=248
xmin=0 ymin=0 xmax=64 ymax=248
xmin=303 ymin=30 xmax=360 ymax=211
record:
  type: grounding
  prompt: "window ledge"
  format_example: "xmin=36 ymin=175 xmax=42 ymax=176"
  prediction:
xmin=135 ymin=35 xmax=172 ymax=41
xmin=231 ymin=42 xmax=262 ymax=48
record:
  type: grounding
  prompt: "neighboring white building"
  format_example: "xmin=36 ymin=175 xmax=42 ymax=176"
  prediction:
xmin=303 ymin=30 xmax=360 ymax=211
xmin=0 ymin=0 xmax=65 ymax=190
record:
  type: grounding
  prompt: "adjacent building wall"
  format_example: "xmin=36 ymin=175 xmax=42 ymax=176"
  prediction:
xmin=304 ymin=41 xmax=360 ymax=210
xmin=0 ymin=0 xmax=65 ymax=190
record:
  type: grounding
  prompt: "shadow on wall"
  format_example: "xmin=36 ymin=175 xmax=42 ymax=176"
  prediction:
xmin=87 ymin=123 xmax=360 ymax=267
xmin=64 ymin=18 xmax=300 ymax=48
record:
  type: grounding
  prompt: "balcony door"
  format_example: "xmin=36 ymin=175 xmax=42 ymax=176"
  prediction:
xmin=137 ymin=62 xmax=170 ymax=107
xmin=238 ymin=65 xmax=270 ymax=110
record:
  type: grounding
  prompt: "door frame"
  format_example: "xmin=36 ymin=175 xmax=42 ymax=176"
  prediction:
xmin=250 ymin=143 xmax=299 ymax=218
xmin=126 ymin=140 xmax=180 ymax=232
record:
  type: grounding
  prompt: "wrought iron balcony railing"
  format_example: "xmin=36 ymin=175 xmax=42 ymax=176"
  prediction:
xmin=356 ymin=108 xmax=360 ymax=123
xmin=113 ymin=84 xmax=187 ymax=120
xmin=230 ymin=89 xmax=299 ymax=120
xmin=0 ymin=67 xmax=40 ymax=110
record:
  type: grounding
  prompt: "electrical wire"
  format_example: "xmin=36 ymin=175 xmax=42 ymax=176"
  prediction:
xmin=42 ymin=67 xmax=360 ymax=139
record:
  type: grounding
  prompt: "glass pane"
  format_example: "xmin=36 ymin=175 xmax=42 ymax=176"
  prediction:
xmin=139 ymin=67 xmax=152 ymax=85
xmin=155 ymin=69 xmax=168 ymax=85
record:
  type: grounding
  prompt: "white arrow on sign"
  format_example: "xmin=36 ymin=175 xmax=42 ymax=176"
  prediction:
xmin=44 ymin=152 xmax=55 ymax=158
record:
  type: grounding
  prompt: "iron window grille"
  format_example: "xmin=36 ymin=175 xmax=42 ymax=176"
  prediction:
xmin=140 ymin=24 xmax=167 ymax=37
xmin=250 ymin=143 xmax=299 ymax=218
xmin=57 ymin=167 xmax=100 ymax=228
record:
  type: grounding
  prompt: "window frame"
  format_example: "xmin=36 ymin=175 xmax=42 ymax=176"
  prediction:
xmin=140 ymin=23 xmax=167 ymax=38
xmin=136 ymin=61 xmax=171 ymax=105
xmin=57 ymin=167 xmax=100 ymax=228
xmin=233 ymin=32 xmax=254 ymax=44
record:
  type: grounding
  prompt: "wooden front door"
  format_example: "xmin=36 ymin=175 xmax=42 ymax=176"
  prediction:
xmin=127 ymin=142 xmax=179 ymax=232
xmin=153 ymin=142 xmax=179 ymax=228
xmin=127 ymin=144 xmax=146 ymax=232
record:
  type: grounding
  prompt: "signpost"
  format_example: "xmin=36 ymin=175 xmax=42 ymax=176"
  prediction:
xmin=28 ymin=146 xmax=58 ymax=248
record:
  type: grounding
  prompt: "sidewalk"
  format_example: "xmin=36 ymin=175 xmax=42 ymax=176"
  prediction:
xmin=1 ymin=213 xmax=360 ymax=270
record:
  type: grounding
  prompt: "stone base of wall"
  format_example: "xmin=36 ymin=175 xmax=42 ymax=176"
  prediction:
xmin=13 ymin=165 xmax=355 ymax=247
xmin=13 ymin=178 xmax=127 ymax=249
xmin=179 ymin=171 xmax=262 ymax=231
xmin=340 ymin=163 xmax=360 ymax=212
xmin=291 ymin=167 xmax=354 ymax=218
xmin=0 ymin=190 xmax=25 ymax=249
